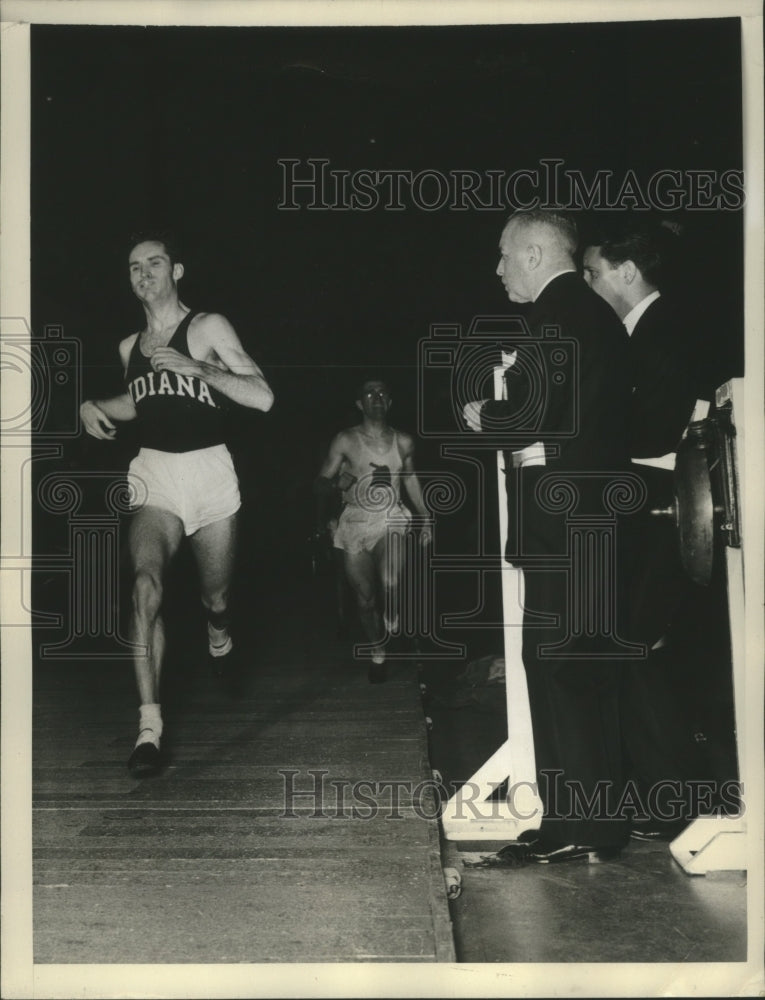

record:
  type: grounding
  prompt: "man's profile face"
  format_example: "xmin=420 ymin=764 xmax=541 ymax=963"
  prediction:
xmin=582 ymin=246 xmax=624 ymax=315
xmin=128 ymin=240 xmax=182 ymax=302
xmin=496 ymin=223 xmax=532 ymax=303
xmin=356 ymin=381 xmax=391 ymax=418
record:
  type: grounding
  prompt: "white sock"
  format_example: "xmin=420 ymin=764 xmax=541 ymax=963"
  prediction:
xmin=383 ymin=612 xmax=399 ymax=633
xmin=136 ymin=703 xmax=162 ymax=749
xmin=208 ymin=621 xmax=233 ymax=656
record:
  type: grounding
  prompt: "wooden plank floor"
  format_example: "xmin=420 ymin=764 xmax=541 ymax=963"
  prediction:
xmin=32 ymin=581 xmax=455 ymax=964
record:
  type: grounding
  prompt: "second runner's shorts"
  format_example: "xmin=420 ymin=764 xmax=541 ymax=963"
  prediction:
xmin=332 ymin=503 xmax=412 ymax=555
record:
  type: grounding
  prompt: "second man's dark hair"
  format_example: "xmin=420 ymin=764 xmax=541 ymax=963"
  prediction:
xmin=593 ymin=223 xmax=680 ymax=287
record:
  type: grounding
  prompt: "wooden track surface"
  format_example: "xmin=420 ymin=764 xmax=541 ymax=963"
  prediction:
xmin=33 ymin=593 xmax=455 ymax=964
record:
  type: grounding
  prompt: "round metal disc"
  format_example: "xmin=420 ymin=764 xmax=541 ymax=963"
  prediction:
xmin=674 ymin=435 xmax=714 ymax=586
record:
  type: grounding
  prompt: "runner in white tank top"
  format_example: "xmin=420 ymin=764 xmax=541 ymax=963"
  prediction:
xmin=316 ymin=379 xmax=431 ymax=681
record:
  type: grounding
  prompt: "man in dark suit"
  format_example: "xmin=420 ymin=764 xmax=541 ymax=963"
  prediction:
xmin=583 ymin=225 xmax=699 ymax=647
xmin=583 ymin=225 xmax=709 ymax=837
xmin=464 ymin=209 xmax=634 ymax=862
xmin=582 ymin=226 xmax=697 ymax=467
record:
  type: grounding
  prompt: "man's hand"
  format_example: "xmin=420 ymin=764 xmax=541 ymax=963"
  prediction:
xmin=80 ymin=400 xmax=117 ymax=440
xmin=463 ymin=400 xmax=487 ymax=432
xmin=419 ymin=524 xmax=432 ymax=547
xmin=150 ymin=346 xmax=206 ymax=379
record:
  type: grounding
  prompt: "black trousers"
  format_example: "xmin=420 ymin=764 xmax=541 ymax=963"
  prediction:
xmin=521 ymin=557 xmax=630 ymax=847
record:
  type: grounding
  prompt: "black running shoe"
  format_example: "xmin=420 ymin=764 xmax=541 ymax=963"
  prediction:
xmin=128 ymin=741 xmax=161 ymax=777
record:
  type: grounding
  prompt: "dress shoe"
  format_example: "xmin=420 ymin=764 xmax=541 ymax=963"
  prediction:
xmin=630 ymin=821 xmax=686 ymax=843
xmin=470 ymin=839 xmax=621 ymax=868
xmin=526 ymin=841 xmax=622 ymax=864
xmin=128 ymin=741 xmax=161 ymax=777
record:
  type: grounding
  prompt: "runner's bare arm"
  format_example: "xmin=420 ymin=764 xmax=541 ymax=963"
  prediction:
xmin=150 ymin=313 xmax=274 ymax=411
xmin=314 ymin=433 xmax=351 ymax=530
xmin=317 ymin=432 xmax=350 ymax=483
xmin=400 ymin=434 xmax=432 ymax=543
xmin=79 ymin=335 xmax=139 ymax=440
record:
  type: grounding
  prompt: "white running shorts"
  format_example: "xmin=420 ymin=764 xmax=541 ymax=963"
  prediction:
xmin=332 ymin=503 xmax=412 ymax=555
xmin=127 ymin=445 xmax=241 ymax=535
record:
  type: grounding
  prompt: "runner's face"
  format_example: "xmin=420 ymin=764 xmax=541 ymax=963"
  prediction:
xmin=128 ymin=241 xmax=180 ymax=302
xmin=357 ymin=382 xmax=391 ymax=419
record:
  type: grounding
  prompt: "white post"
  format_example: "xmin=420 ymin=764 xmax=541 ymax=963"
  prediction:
xmin=441 ymin=359 xmax=543 ymax=840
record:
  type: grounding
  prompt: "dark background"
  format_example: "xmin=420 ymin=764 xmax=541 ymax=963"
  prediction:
xmin=30 ymin=18 xmax=745 ymax=653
